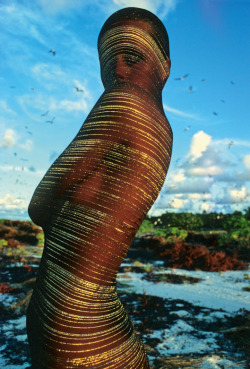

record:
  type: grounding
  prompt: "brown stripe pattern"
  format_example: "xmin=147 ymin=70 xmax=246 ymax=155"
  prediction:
xmin=27 ymin=7 xmax=172 ymax=368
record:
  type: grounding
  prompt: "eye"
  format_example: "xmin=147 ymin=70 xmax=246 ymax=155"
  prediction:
xmin=123 ymin=50 xmax=145 ymax=66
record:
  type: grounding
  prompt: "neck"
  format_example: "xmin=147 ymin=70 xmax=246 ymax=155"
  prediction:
xmin=106 ymin=81 xmax=164 ymax=111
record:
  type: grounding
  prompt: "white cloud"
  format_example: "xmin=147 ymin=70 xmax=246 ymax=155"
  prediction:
xmin=0 ymin=1 xmax=96 ymax=77
xmin=73 ymin=80 xmax=91 ymax=99
xmin=214 ymin=138 xmax=250 ymax=149
xmin=58 ymin=98 xmax=89 ymax=114
xmin=170 ymin=169 xmax=186 ymax=183
xmin=0 ymin=165 xmax=16 ymax=172
xmin=170 ymin=197 xmax=183 ymax=209
xmin=0 ymin=129 xmax=33 ymax=151
xmin=19 ymin=139 xmax=33 ymax=151
xmin=212 ymin=153 xmax=250 ymax=183
xmin=0 ymin=165 xmax=45 ymax=177
xmin=188 ymin=131 xmax=212 ymax=160
xmin=0 ymin=129 xmax=16 ymax=148
xmin=29 ymin=24 xmax=47 ymax=45
xmin=0 ymin=2 xmax=48 ymax=49
xmin=233 ymin=140 xmax=250 ymax=148
xmin=166 ymin=177 xmax=214 ymax=194
xmin=243 ymin=155 xmax=250 ymax=171
xmin=28 ymin=67 xmax=93 ymax=114
xmin=155 ymin=131 xmax=250 ymax=213
xmin=113 ymin=0 xmax=153 ymax=8
xmin=188 ymin=193 xmax=211 ymax=200
xmin=216 ymin=173 xmax=250 ymax=183
xmin=223 ymin=185 xmax=249 ymax=204
xmin=113 ymin=0 xmax=178 ymax=18
xmin=0 ymin=100 xmax=15 ymax=114
xmin=178 ymin=135 xmax=250 ymax=183
xmin=164 ymin=104 xmax=200 ymax=120
xmin=187 ymin=165 xmax=224 ymax=176
xmin=151 ymin=190 xmax=216 ymax=214
xmin=153 ymin=0 xmax=179 ymax=18
xmin=201 ymin=202 xmax=213 ymax=212
xmin=18 ymin=88 xmax=92 ymax=118
xmin=38 ymin=0 xmax=83 ymax=14
xmin=32 ymin=63 xmax=67 ymax=84
xmin=184 ymin=143 xmax=231 ymax=178
xmin=188 ymin=193 xmax=202 ymax=200
xmin=0 ymin=194 xmax=27 ymax=210
xmin=37 ymin=0 xmax=178 ymax=17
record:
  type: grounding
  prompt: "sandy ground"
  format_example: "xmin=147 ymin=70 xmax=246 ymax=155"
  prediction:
xmin=0 ymin=246 xmax=249 ymax=368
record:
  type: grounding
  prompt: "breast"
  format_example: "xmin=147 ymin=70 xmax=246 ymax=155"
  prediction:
xmin=65 ymin=137 xmax=169 ymax=233
xmin=51 ymin=87 xmax=172 ymax=229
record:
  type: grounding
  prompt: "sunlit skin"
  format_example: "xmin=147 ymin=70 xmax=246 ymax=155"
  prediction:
xmin=26 ymin=8 xmax=172 ymax=369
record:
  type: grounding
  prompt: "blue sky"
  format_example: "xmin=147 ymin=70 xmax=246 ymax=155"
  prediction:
xmin=0 ymin=0 xmax=249 ymax=220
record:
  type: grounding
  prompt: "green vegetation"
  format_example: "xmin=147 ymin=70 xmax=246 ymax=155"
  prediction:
xmin=36 ymin=232 xmax=44 ymax=247
xmin=242 ymin=286 xmax=250 ymax=292
xmin=0 ymin=208 xmax=249 ymax=254
xmin=143 ymin=263 xmax=153 ymax=273
xmin=136 ymin=208 xmax=250 ymax=253
xmin=155 ymin=227 xmax=188 ymax=242
xmin=0 ymin=219 xmax=8 ymax=225
xmin=0 ymin=239 xmax=8 ymax=247
xmin=137 ymin=219 xmax=155 ymax=235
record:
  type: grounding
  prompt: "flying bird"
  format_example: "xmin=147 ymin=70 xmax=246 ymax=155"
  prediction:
xmin=189 ymin=86 xmax=193 ymax=94
xmin=49 ymin=50 xmax=56 ymax=56
xmin=228 ymin=141 xmax=233 ymax=149
xmin=201 ymin=79 xmax=206 ymax=82
xmin=221 ymin=99 xmax=225 ymax=103
xmin=46 ymin=117 xmax=55 ymax=124
xmin=213 ymin=112 xmax=218 ymax=116
xmin=41 ymin=110 xmax=49 ymax=116
xmin=75 ymin=86 xmax=84 ymax=92
xmin=174 ymin=73 xmax=189 ymax=81
xmin=184 ymin=126 xmax=190 ymax=132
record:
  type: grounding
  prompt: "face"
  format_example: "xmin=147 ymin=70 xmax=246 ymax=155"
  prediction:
xmin=98 ymin=20 xmax=170 ymax=92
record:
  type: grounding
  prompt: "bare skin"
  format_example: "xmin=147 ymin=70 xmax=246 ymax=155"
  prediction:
xmin=27 ymin=12 xmax=172 ymax=369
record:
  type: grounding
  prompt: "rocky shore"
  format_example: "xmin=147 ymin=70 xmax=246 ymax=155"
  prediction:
xmin=0 ymin=220 xmax=249 ymax=368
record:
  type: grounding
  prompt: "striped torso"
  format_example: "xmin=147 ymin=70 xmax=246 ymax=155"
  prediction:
xmin=26 ymin=85 xmax=172 ymax=368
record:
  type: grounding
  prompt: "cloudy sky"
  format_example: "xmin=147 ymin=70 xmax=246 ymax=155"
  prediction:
xmin=0 ymin=0 xmax=249 ymax=220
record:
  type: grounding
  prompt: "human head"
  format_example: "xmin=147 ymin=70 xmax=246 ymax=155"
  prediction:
xmin=98 ymin=7 xmax=171 ymax=91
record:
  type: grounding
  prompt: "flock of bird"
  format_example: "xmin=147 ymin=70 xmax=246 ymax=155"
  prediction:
xmin=173 ymin=72 xmax=236 ymax=117
xmin=5 ymin=47 xmax=246 ymax=211
xmin=11 ymin=50 xmax=235 ymax=125
xmin=10 ymin=50 xmax=235 ymax=168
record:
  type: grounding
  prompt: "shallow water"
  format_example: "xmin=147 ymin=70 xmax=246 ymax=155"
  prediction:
xmin=0 ymin=258 xmax=249 ymax=368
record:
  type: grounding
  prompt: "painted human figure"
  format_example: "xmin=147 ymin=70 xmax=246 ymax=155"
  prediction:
xmin=26 ymin=7 xmax=172 ymax=369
